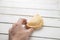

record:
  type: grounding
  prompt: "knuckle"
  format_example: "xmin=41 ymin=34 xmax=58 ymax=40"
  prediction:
xmin=13 ymin=23 xmax=17 ymax=27
xmin=9 ymin=29 xmax=11 ymax=33
xmin=9 ymin=28 xmax=12 ymax=33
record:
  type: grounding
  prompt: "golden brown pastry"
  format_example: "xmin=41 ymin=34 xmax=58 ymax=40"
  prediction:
xmin=26 ymin=14 xmax=43 ymax=29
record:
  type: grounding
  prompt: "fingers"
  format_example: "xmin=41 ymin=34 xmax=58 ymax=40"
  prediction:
xmin=26 ymin=28 xmax=34 ymax=35
xmin=16 ymin=18 xmax=27 ymax=29
xmin=9 ymin=28 xmax=12 ymax=33
xmin=17 ymin=18 xmax=27 ymax=25
xmin=27 ymin=28 xmax=34 ymax=33
xmin=10 ymin=23 xmax=17 ymax=31
xmin=12 ymin=18 xmax=27 ymax=29
xmin=9 ymin=18 xmax=27 ymax=32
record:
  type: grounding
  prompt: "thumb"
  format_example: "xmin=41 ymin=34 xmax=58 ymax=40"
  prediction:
xmin=27 ymin=28 xmax=34 ymax=33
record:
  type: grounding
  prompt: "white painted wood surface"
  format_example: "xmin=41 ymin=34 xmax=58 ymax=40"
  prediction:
xmin=0 ymin=0 xmax=58 ymax=9
xmin=0 ymin=35 xmax=8 ymax=40
xmin=0 ymin=34 xmax=57 ymax=40
xmin=0 ymin=23 xmax=60 ymax=39
xmin=58 ymin=0 xmax=60 ymax=10
xmin=57 ymin=0 xmax=60 ymax=10
xmin=0 ymin=0 xmax=60 ymax=40
xmin=0 ymin=15 xmax=60 ymax=27
xmin=0 ymin=7 xmax=60 ymax=18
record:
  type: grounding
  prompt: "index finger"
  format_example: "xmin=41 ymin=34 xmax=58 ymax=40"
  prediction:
xmin=16 ymin=18 xmax=27 ymax=26
xmin=11 ymin=18 xmax=27 ymax=31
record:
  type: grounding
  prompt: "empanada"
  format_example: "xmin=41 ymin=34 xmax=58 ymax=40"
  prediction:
xmin=27 ymin=14 xmax=43 ymax=29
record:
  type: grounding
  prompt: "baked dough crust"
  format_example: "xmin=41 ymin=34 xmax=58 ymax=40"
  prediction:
xmin=27 ymin=14 xmax=43 ymax=29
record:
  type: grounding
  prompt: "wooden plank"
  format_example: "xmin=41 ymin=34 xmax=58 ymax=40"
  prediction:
xmin=30 ymin=37 xmax=57 ymax=40
xmin=0 ymin=23 xmax=60 ymax=39
xmin=0 ymin=35 xmax=56 ymax=40
xmin=0 ymin=35 xmax=8 ymax=40
xmin=0 ymin=0 xmax=57 ymax=9
xmin=58 ymin=0 xmax=60 ymax=10
xmin=0 ymin=7 xmax=60 ymax=18
xmin=0 ymin=0 xmax=57 ymax=3
xmin=0 ymin=15 xmax=60 ymax=27
xmin=0 ymin=23 xmax=12 ymax=33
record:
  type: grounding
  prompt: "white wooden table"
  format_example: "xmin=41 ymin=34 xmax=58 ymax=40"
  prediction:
xmin=0 ymin=0 xmax=60 ymax=40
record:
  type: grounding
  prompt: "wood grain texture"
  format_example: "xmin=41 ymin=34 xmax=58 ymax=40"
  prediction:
xmin=0 ymin=0 xmax=57 ymax=9
xmin=0 ymin=23 xmax=60 ymax=39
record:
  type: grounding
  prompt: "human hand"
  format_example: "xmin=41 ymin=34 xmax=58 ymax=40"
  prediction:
xmin=9 ymin=19 xmax=34 ymax=40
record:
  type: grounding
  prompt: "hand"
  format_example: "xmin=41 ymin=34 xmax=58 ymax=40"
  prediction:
xmin=9 ymin=19 xmax=34 ymax=40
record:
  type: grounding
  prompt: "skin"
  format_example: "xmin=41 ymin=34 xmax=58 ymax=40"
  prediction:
xmin=9 ymin=19 xmax=34 ymax=40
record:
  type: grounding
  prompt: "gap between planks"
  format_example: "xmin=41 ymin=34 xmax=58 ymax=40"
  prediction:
xmin=0 ymin=33 xmax=60 ymax=40
xmin=0 ymin=13 xmax=60 ymax=19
